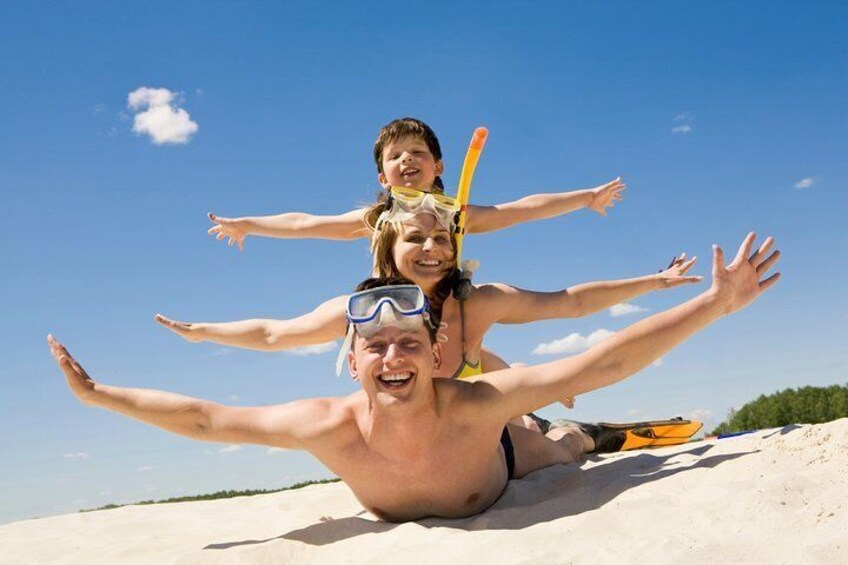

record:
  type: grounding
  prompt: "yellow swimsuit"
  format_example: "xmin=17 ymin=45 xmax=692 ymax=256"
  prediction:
xmin=452 ymin=358 xmax=482 ymax=380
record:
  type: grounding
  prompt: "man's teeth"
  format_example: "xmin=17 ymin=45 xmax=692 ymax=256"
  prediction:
xmin=380 ymin=372 xmax=412 ymax=382
xmin=417 ymin=260 xmax=440 ymax=266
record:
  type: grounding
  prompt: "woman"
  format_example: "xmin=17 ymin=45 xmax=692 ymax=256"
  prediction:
xmin=157 ymin=209 xmax=699 ymax=397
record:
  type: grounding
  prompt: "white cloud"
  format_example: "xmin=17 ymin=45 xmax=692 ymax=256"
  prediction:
xmin=229 ymin=395 xmax=240 ymax=402
xmin=610 ymin=303 xmax=649 ymax=317
xmin=91 ymin=103 xmax=106 ymax=116
xmin=127 ymin=86 xmax=198 ymax=145
xmin=63 ymin=452 xmax=90 ymax=459
xmin=128 ymin=87 xmax=175 ymax=110
xmin=285 ymin=341 xmax=338 ymax=356
xmin=532 ymin=329 xmax=615 ymax=355
xmin=145 ymin=485 xmax=157 ymax=493
xmin=137 ymin=465 xmax=154 ymax=473
xmin=671 ymin=112 xmax=694 ymax=134
xmin=626 ymin=409 xmax=643 ymax=417
xmin=218 ymin=445 xmax=243 ymax=453
xmin=794 ymin=177 xmax=817 ymax=190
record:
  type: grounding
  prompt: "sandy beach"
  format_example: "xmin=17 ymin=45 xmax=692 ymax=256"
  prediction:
xmin=2 ymin=419 xmax=845 ymax=564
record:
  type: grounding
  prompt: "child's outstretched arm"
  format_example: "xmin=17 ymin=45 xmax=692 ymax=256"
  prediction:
xmin=208 ymin=208 xmax=370 ymax=251
xmin=475 ymin=253 xmax=703 ymax=325
xmin=154 ymin=295 xmax=348 ymax=351
xmin=464 ymin=177 xmax=625 ymax=235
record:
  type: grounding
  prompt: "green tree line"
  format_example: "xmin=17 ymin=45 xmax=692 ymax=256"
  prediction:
xmin=711 ymin=383 xmax=848 ymax=435
xmin=81 ymin=478 xmax=341 ymax=513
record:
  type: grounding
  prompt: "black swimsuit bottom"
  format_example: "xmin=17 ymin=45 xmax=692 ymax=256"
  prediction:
xmin=500 ymin=427 xmax=515 ymax=479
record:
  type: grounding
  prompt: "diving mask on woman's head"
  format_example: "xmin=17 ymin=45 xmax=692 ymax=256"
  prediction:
xmin=375 ymin=186 xmax=461 ymax=233
xmin=369 ymin=186 xmax=461 ymax=254
xmin=335 ymin=285 xmax=434 ymax=375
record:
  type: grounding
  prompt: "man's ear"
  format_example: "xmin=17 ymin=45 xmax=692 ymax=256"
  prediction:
xmin=378 ymin=172 xmax=389 ymax=188
xmin=431 ymin=342 xmax=443 ymax=371
xmin=434 ymin=160 xmax=444 ymax=176
xmin=347 ymin=349 xmax=360 ymax=381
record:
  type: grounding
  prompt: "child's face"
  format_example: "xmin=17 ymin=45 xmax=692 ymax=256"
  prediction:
xmin=378 ymin=136 xmax=444 ymax=192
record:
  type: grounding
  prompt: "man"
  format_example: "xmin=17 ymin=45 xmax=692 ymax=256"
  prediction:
xmin=50 ymin=233 xmax=779 ymax=522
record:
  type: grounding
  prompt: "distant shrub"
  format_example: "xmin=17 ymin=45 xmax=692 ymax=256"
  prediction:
xmin=81 ymin=478 xmax=340 ymax=513
xmin=711 ymin=383 xmax=848 ymax=435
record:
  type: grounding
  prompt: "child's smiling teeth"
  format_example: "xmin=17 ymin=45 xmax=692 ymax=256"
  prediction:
xmin=416 ymin=260 xmax=441 ymax=267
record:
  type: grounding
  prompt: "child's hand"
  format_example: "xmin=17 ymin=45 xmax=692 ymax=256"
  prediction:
xmin=208 ymin=213 xmax=246 ymax=251
xmin=588 ymin=177 xmax=626 ymax=216
xmin=154 ymin=314 xmax=204 ymax=342
xmin=655 ymin=253 xmax=703 ymax=288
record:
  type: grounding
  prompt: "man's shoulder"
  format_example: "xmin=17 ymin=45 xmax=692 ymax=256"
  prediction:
xmin=280 ymin=392 xmax=365 ymax=446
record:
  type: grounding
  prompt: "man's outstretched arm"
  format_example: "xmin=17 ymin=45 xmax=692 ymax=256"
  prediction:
xmin=47 ymin=336 xmax=331 ymax=449
xmin=481 ymin=233 xmax=780 ymax=420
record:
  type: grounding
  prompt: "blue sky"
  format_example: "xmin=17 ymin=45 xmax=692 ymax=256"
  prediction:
xmin=1 ymin=1 xmax=846 ymax=524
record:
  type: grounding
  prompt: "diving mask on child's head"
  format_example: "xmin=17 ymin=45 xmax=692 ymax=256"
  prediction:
xmin=335 ymin=285 xmax=434 ymax=375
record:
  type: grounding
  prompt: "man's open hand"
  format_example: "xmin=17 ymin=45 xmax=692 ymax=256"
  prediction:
xmin=48 ymin=335 xmax=96 ymax=403
xmin=711 ymin=233 xmax=781 ymax=315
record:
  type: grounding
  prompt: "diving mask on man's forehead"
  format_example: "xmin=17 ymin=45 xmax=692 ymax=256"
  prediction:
xmin=374 ymin=186 xmax=461 ymax=233
xmin=335 ymin=285 xmax=433 ymax=376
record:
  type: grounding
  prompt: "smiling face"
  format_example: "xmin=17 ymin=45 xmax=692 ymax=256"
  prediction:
xmin=348 ymin=325 xmax=442 ymax=407
xmin=378 ymin=136 xmax=444 ymax=192
xmin=391 ymin=214 xmax=456 ymax=293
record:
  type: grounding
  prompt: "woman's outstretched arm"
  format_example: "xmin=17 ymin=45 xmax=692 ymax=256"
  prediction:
xmin=155 ymin=295 xmax=348 ymax=351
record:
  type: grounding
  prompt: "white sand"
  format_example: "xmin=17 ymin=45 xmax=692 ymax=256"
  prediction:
xmin=2 ymin=419 xmax=846 ymax=564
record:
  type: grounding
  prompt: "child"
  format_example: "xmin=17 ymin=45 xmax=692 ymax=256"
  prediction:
xmin=207 ymin=117 xmax=625 ymax=250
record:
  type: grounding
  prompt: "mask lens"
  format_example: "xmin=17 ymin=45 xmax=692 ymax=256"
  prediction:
xmin=347 ymin=285 xmax=426 ymax=323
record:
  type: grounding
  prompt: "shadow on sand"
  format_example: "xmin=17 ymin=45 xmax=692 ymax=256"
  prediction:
xmin=205 ymin=438 xmax=764 ymax=549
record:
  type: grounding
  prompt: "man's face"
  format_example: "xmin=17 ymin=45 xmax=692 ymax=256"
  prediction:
xmin=348 ymin=324 xmax=441 ymax=405
xmin=379 ymin=136 xmax=444 ymax=191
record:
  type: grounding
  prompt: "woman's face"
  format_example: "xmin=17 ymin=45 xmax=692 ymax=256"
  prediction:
xmin=392 ymin=214 xmax=455 ymax=291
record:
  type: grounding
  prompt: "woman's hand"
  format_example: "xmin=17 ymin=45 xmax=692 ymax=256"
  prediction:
xmin=655 ymin=253 xmax=703 ymax=288
xmin=154 ymin=314 xmax=205 ymax=342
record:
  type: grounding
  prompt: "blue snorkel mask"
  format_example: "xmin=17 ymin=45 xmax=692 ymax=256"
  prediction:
xmin=335 ymin=285 xmax=433 ymax=376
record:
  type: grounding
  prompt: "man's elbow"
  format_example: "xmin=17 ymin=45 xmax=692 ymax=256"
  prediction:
xmin=188 ymin=401 xmax=220 ymax=440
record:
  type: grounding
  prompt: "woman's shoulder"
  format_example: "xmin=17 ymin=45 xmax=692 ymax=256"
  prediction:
xmin=465 ymin=281 xmax=513 ymax=302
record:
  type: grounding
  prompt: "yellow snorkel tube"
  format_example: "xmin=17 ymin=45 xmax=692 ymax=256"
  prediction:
xmin=454 ymin=127 xmax=488 ymax=263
